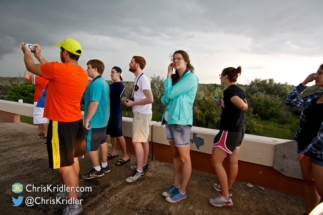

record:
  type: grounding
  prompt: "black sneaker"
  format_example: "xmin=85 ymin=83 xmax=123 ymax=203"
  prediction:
xmin=82 ymin=168 xmax=104 ymax=180
xmin=130 ymin=164 xmax=149 ymax=172
xmin=101 ymin=165 xmax=110 ymax=173
xmin=213 ymin=183 xmax=232 ymax=197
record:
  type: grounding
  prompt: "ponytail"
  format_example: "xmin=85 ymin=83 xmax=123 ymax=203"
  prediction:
xmin=222 ymin=66 xmax=242 ymax=82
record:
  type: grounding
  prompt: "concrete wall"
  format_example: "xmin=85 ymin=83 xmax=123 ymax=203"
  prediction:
xmin=0 ymin=100 xmax=304 ymax=196
xmin=152 ymin=123 xmax=287 ymax=167
xmin=0 ymin=100 xmax=33 ymax=123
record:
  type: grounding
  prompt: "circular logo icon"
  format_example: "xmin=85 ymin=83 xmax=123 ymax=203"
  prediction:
xmin=12 ymin=183 xmax=23 ymax=194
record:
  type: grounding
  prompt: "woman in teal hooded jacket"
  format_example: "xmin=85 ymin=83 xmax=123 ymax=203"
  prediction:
xmin=160 ymin=50 xmax=199 ymax=203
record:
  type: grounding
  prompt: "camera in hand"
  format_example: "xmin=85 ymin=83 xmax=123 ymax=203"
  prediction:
xmin=126 ymin=98 xmax=134 ymax=103
xmin=213 ymin=96 xmax=221 ymax=105
xmin=25 ymin=43 xmax=36 ymax=52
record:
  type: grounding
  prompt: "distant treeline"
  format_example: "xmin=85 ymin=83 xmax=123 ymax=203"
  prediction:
xmin=3 ymin=76 xmax=322 ymax=139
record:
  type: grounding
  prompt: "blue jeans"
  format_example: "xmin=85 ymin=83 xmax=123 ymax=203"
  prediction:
xmin=166 ymin=124 xmax=191 ymax=147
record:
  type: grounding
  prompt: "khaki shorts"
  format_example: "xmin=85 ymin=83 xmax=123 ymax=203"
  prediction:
xmin=132 ymin=113 xmax=152 ymax=142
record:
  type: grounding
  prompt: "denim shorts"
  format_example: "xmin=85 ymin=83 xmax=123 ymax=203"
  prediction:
xmin=311 ymin=156 xmax=323 ymax=167
xmin=165 ymin=124 xmax=191 ymax=147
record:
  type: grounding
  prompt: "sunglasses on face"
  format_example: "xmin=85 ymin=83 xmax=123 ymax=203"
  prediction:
xmin=171 ymin=57 xmax=184 ymax=61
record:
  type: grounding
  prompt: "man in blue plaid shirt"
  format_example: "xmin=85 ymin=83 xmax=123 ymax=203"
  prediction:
xmin=285 ymin=64 xmax=323 ymax=214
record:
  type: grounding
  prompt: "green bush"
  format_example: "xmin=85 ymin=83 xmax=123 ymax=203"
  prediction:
xmin=7 ymin=82 xmax=34 ymax=104
xmin=245 ymin=78 xmax=291 ymax=100
xmin=248 ymin=93 xmax=283 ymax=120
xmin=193 ymin=94 xmax=221 ymax=129
xmin=150 ymin=75 xmax=165 ymax=121
xmin=244 ymin=108 xmax=263 ymax=134
xmin=21 ymin=116 xmax=33 ymax=124
xmin=289 ymin=117 xmax=300 ymax=138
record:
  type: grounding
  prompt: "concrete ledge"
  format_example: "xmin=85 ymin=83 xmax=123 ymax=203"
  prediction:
xmin=0 ymin=100 xmax=33 ymax=117
xmin=274 ymin=140 xmax=302 ymax=179
xmin=121 ymin=117 xmax=134 ymax=138
xmin=151 ymin=122 xmax=286 ymax=167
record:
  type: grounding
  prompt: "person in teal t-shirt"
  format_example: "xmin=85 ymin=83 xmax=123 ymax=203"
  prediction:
xmin=82 ymin=59 xmax=111 ymax=180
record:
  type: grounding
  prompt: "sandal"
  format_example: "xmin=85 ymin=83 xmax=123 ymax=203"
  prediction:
xmin=38 ymin=132 xmax=45 ymax=137
xmin=115 ymin=158 xmax=130 ymax=166
xmin=107 ymin=154 xmax=118 ymax=159
xmin=38 ymin=135 xmax=47 ymax=140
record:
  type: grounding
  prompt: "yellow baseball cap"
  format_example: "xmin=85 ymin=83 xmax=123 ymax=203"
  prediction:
xmin=54 ymin=38 xmax=82 ymax=56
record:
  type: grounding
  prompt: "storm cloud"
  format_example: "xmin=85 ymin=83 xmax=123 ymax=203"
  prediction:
xmin=0 ymin=0 xmax=322 ymax=84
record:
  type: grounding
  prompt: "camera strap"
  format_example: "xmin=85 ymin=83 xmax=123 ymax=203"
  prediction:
xmin=131 ymin=73 xmax=144 ymax=99
xmin=32 ymin=74 xmax=36 ymax=85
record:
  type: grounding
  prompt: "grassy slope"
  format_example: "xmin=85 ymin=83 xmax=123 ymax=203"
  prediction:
xmin=254 ymin=116 xmax=299 ymax=139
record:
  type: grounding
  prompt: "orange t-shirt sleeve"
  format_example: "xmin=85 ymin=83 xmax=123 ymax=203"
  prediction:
xmin=35 ymin=76 xmax=49 ymax=85
xmin=40 ymin=62 xmax=61 ymax=80
xmin=28 ymin=76 xmax=32 ymax=83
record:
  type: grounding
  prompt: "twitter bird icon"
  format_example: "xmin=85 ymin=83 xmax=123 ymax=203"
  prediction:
xmin=12 ymin=196 xmax=24 ymax=207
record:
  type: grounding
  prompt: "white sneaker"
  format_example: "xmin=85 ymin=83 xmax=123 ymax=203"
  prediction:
xmin=62 ymin=203 xmax=83 ymax=215
xmin=126 ymin=170 xmax=145 ymax=183
xmin=209 ymin=195 xmax=233 ymax=207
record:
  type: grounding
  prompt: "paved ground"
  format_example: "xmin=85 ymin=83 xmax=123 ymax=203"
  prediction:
xmin=0 ymin=122 xmax=305 ymax=215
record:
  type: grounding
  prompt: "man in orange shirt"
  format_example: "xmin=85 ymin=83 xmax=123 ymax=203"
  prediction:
xmin=21 ymin=38 xmax=88 ymax=215
xmin=24 ymin=70 xmax=49 ymax=139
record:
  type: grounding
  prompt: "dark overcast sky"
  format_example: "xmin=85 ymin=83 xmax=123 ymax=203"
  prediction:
xmin=0 ymin=0 xmax=322 ymax=84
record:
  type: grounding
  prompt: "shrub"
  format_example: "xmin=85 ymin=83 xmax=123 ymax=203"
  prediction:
xmin=150 ymin=75 xmax=165 ymax=121
xmin=193 ymin=93 xmax=221 ymax=129
xmin=248 ymin=93 xmax=283 ymax=120
xmin=245 ymin=78 xmax=291 ymax=100
xmin=7 ymin=82 xmax=34 ymax=104
xmin=244 ymin=108 xmax=263 ymax=134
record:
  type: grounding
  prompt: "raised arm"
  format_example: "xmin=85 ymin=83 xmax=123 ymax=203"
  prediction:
xmin=23 ymin=70 xmax=30 ymax=80
xmin=164 ymin=74 xmax=197 ymax=100
xmin=161 ymin=92 xmax=170 ymax=105
xmin=33 ymin=44 xmax=48 ymax=64
xmin=21 ymin=43 xmax=48 ymax=77
xmin=285 ymin=73 xmax=316 ymax=108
